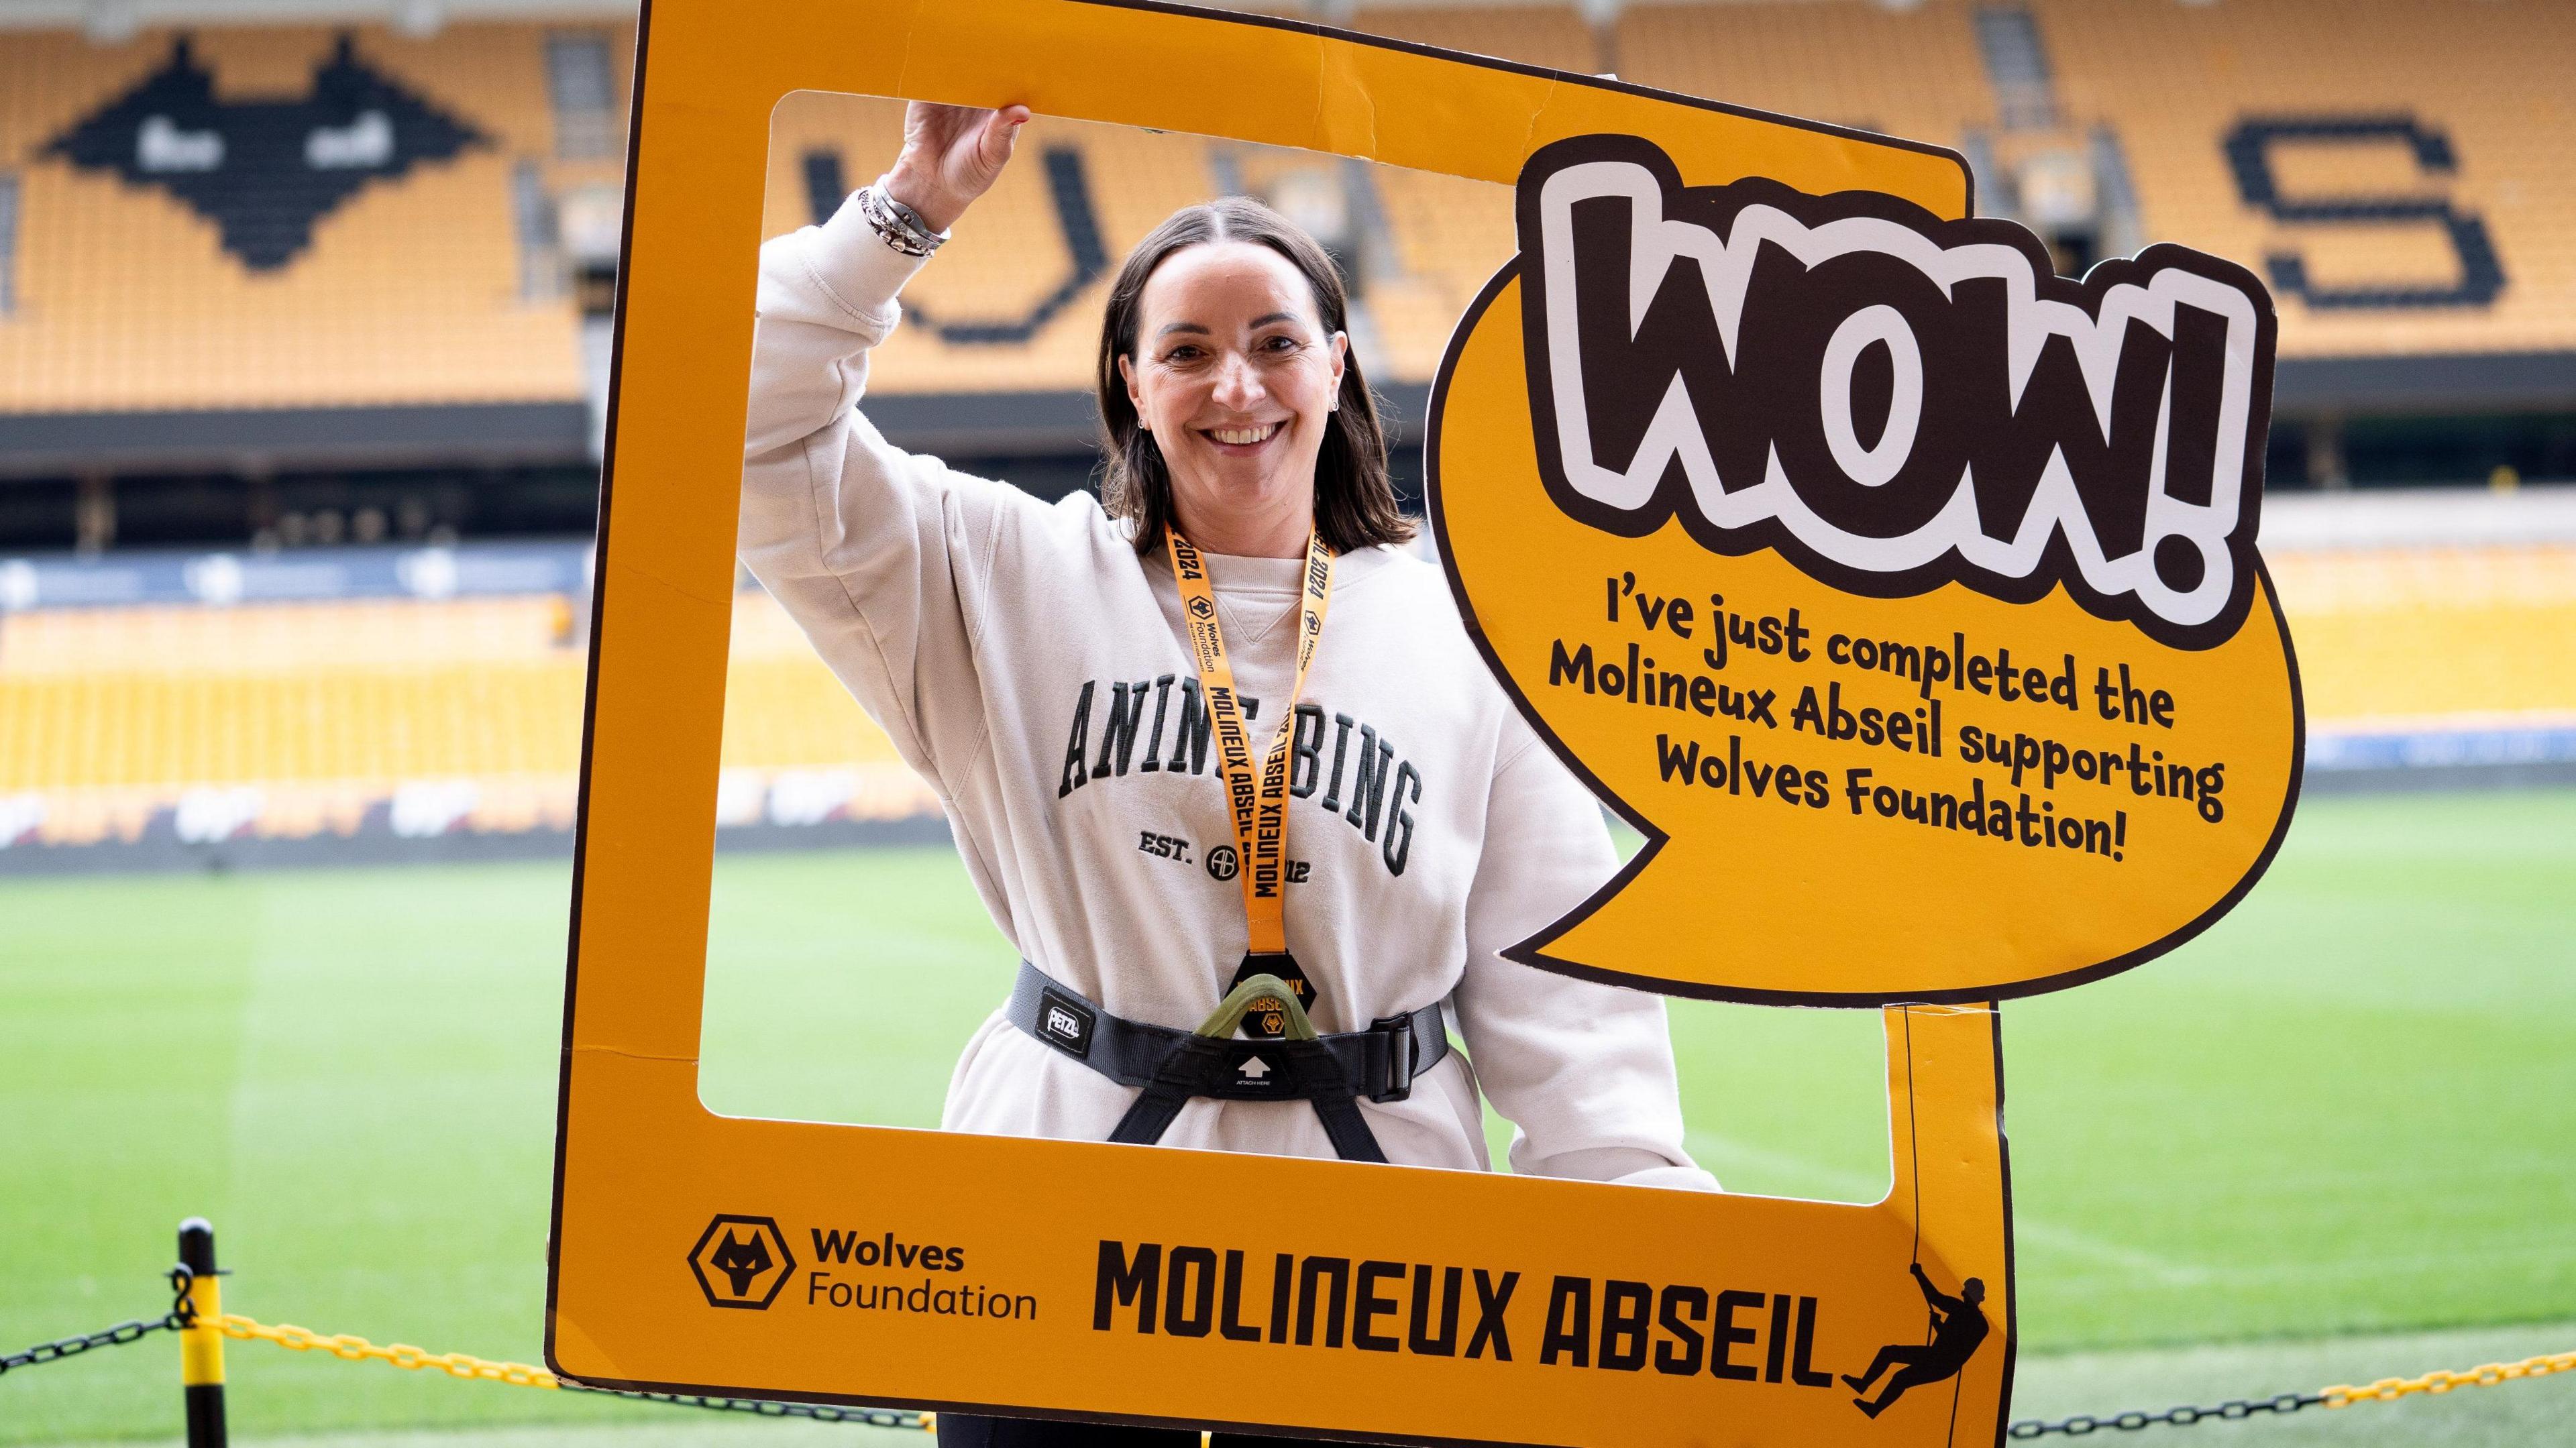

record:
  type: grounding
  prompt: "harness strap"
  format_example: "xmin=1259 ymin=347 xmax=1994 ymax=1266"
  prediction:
xmin=1006 ymin=962 xmax=1447 ymax=1104
xmin=1112 ymin=974 xmax=1390 ymax=1162
xmin=1108 ymin=1037 xmax=1387 ymax=1162
xmin=1012 ymin=965 xmax=1444 ymax=1163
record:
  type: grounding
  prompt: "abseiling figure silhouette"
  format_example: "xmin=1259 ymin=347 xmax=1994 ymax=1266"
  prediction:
xmin=1844 ymin=1265 xmax=1988 ymax=1418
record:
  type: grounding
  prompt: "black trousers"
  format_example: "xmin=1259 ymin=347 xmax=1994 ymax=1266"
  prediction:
xmin=936 ymin=1414 xmax=1336 ymax=1448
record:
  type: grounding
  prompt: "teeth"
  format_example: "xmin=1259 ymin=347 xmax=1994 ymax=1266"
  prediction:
xmin=1210 ymin=425 xmax=1278 ymax=445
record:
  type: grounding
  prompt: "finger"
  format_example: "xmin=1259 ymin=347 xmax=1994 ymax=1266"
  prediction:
xmin=979 ymin=105 xmax=1031 ymax=168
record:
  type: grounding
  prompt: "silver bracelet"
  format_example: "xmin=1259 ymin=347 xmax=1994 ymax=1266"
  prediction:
xmin=856 ymin=180 xmax=949 ymax=258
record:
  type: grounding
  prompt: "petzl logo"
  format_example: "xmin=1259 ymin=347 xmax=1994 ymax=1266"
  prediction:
xmin=688 ymin=1215 xmax=795 ymax=1310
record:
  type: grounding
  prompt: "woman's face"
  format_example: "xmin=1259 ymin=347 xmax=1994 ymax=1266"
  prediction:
xmin=1120 ymin=240 xmax=1347 ymax=549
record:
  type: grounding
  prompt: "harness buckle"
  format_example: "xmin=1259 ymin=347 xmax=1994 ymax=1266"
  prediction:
xmin=1366 ymin=1013 xmax=1419 ymax=1103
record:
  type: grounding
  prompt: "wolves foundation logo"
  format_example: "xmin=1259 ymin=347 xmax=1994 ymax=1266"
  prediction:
xmin=46 ymin=35 xmax=486 ymax=270
xmin=688 ymin=1214 xmax=796 ymax=1310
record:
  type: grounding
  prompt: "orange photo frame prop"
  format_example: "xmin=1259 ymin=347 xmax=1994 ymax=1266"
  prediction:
xmin=550 ymin=1 xmax=2015 ymax=1443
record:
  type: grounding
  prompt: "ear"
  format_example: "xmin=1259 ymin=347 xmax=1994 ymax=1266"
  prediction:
xmin=1118 ymin=353 xmax=1148 ymax=430
xmin=1327 ymin=331 xmax=1348 ymax=410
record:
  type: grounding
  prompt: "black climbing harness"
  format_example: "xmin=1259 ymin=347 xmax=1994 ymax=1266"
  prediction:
xmin=1006 ymin=962 xmax=1449 ymax=1163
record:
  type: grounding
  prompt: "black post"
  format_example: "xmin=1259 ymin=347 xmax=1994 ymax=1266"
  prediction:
xmin=177 ymin=1218 xmax=226 ymax=1448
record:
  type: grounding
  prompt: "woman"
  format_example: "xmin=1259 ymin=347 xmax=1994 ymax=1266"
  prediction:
xmin=741 ymin=101 xmax=1715 ymax=1433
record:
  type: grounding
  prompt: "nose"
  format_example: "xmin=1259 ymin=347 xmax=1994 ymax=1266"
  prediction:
xmin=1210 ymin=351 xmax=1265 ymax=412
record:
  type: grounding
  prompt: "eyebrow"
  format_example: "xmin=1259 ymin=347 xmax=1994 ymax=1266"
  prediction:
xmin=1152 ymin=312 xmax=1303 ymax=340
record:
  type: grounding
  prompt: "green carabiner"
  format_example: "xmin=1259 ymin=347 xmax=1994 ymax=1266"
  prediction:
xmin=1194 ymin=972 xmax=1320 ymax=1043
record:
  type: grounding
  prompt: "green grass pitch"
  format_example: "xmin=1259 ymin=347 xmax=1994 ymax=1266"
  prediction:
xmin=1 ymin=789 xmax=2571 ymax=1443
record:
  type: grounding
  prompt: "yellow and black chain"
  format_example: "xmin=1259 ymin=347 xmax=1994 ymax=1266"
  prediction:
xmin=2008 ymin=1349 xmax=2576 ymax=1437
xmin=559 ymin=1382 xmax=930 ymax=1427
xmin=2008 ymin=1390 xmax=2324 ymax=1437
xmin=13 ymin=1268 xmax=2570 ymax=1438
xmin=2321 ymin=1349 xmax=2576 ymax=1407
xmin=213 ymin=1312 xmax=930 ymax=1428
xmin=0 ymin=1266 xmax=199 ymax=1379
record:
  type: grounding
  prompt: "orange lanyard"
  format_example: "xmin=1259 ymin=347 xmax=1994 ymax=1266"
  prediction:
xmin=1164 ymin=524 xmax=1335 ymax=962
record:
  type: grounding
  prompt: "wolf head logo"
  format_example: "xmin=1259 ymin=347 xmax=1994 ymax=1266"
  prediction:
xmin=46 ymin=35 xmax=487 ymax=272
xmin=686 ymin=1214 xmax=795 ymax=1309
xmin=708 ymin=1230 xmax=773 ymax=1298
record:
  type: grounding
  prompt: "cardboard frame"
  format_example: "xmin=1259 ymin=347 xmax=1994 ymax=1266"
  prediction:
xmin=549 ymin=1 xmax=2015 ymax=1441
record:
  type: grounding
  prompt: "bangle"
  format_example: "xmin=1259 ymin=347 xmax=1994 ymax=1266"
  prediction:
xmin=857 ymin=179 xmax=949 ymax=258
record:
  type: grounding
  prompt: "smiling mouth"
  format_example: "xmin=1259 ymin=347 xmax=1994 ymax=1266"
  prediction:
xmin=1202 ymin=423 xmax=1283 ymax=447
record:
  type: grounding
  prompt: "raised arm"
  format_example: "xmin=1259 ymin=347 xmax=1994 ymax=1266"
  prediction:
xmin=745 ymin=101 xmax=1026 ymax=456
xmin=737 ymin=103 xmax=1032 ymax=787
xmin=1911 ymin=1263 xmax=1965 ymax=1315
xmin=1448 ymin=730 xmax=1719 ymax=1192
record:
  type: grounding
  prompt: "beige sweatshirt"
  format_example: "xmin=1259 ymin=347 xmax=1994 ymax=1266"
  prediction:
xmin=738 ymin=190 xmax=1716 ymax=1191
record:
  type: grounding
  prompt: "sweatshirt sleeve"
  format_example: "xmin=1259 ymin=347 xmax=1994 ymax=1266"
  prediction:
xmin=1450 ymin=731 xmax=1721 ymax=1193
xmin=738 ymin=191 xmax=1038 ymax=790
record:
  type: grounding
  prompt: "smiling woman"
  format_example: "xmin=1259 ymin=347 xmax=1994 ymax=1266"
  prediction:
xmin=738 ymin=98 xmax=1715 ymax=1447
xmin=1094 ymin=199 xmax=1405 ymax=561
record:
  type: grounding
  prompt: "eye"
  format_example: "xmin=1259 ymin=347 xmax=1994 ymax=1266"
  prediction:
xmin=1161 ymin=343 xmax=1205 ymax=363
xmin=1260 ymin=333 xmax=1302 ymax=354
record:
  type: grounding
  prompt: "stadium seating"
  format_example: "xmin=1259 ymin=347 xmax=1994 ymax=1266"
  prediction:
xmin=1348 ymin=4 xmax=1598 ymax=73
xmin=1612 ymin=0 xmax=2575 ymax=359
xmin=9 ymin=0 xmax=2571 ymax=414
xmin=753 ymin=0 xmax=2576 ymax=382
xmin=0 ymin=588 xmax=923 ymax=846
xmin=1613 ymin=0 xmax=1997 ymax=144
xmin=1 ymin=3 xmax=2570 ymax=863
xmin=4 ymin=539 xmax=2569 ymax=848
xmin=2266 ymin=543 xmax=2576 ymax=724
xmin=0 ymin=21 xmax=628 ymax=414
xmin=2030 ymin=0 xmax=2575 ymax=356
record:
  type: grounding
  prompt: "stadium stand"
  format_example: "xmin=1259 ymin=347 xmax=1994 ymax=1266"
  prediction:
xmin=2270 ymin=543 xmax=2576 ymax=724
xmin=1615 ymin=0 xmax=1997 ymax=147
xmin=1613 ymin=0 xmax=2576 ymax=363
xmin=3 ymin=0 xmax=2575 ymax=864
xmin=0 ymin=22 xmax=619 ymax=415
xmin=4 ymin=513 xmax=2571 ymax=861
xmin=0 ymin=567 xmax=928 ymax=851
xmin=7 ymin=0 xmax=2574 ymax=512
xmin=1349 ymin=3 xmax=1597 ymax=72
xmin=2032 ymin=0 xmax=2575 ymax=359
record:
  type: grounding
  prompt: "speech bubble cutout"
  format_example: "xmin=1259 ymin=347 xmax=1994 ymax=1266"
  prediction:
xmin=1432 ymin=135 xmax=2304 ymax=1005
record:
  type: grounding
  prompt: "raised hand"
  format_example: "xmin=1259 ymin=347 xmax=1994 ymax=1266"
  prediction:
xmin=883 ymin=101 xmax=1032 ymax=234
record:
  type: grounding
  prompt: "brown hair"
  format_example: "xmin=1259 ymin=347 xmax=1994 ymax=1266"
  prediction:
xmin=1095 ymin=197 xmax=1413 ymax=556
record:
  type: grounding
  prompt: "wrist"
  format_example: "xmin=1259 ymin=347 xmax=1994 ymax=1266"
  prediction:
xmin=881 ymin=164 xmax=963 ymax=233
